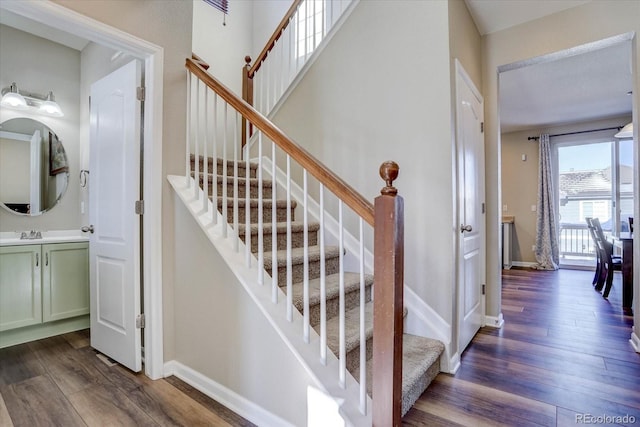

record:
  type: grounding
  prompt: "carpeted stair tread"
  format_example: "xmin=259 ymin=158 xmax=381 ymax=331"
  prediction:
xmin=263 ymin=245 xmax=341 ymax=269
xmin=352 ymin=334 xmax=444 ymax=417
xmin=216 ymin=197 xmax=297 ymax=211
xmin=192 ymin=172 xmax=273 ymax=190
xmin=237 ymin=221 xmax=317 ymax=236
xmin=291 ymin=272 xmax=374 ymax=321
xmin=324 ymin=302 xmax=374 ymax=356
xmin=190 ymin=154 xmax=258 ymax=178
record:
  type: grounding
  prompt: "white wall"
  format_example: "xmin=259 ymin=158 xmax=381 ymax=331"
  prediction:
xmin=251 ymin=0 xmax=290 ymax=61
xmin=172 ymin=196 xmax=314 ymax=427
xmin=0 ymin=24 xmax=81 ymax=231
xmin=482 ymin=0 xmax=640 ymax=336
xmin=192 ymin=0 xmax=253 ymax=95
xmin=271 ymin=1 xmax=455 ymax=324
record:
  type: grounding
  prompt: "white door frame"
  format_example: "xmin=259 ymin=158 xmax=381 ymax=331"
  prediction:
xmin=1 ymin=1 xmax=165 ymax=379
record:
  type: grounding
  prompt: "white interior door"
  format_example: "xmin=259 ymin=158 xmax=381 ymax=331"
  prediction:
xmin=455 ymin=60 xmax=485 ymax=354
xmin=89 ymin=60 xmax=142 ymax=372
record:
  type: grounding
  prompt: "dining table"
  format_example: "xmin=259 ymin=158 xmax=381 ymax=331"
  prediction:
xmin=611 ymin=232 xmax=633 ymax=313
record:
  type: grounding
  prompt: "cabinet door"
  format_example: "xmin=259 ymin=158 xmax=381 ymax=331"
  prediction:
xmin=42 ymin=242 xmax=89 ymax=322
xmin=0 ymin=245 xmax=42 ymax=331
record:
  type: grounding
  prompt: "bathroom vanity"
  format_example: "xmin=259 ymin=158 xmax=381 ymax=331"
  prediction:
xmin=0 ymin=231 xmax=89 ymax=348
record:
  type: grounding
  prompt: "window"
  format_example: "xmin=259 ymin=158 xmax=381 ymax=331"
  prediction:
xmin=296 ymin=0 xmax=325 ymax=58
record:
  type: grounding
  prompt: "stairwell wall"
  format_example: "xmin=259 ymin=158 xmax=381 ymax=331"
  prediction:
xmin=172 ymin=195 xmax=316 ymax=427
xmin=270 ymin=1 xmax=456 ymax=330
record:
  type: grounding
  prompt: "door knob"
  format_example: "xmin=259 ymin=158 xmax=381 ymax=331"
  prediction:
xmin=81 ymin=225 xmax=95 ymax=234
xmin=460 ymin=224 xmax=473 ymax=233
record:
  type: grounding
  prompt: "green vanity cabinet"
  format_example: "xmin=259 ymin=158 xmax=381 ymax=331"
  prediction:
xmin=0 ymin=245 xmax=42 ymax=331
xmin=0 ymin=242 xmax=89 ymax=334
xmin=42 ymin=243 xmax=90 ymax=322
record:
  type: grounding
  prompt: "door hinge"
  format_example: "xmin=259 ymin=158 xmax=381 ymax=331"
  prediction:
xmin=135 ymin=200 xmax=144 ymax=215
xmin=137 ymin=86 xmax=145 ymax=101
xmin=480 ymin=122 xmax=484 ymax=133
xmin=136 ymin=314 xmax=145 ymax=329
xmin=482 ymin=202 xmax=485 ymax=214
xmin=482 ymin=284 xmax=486 ymax=295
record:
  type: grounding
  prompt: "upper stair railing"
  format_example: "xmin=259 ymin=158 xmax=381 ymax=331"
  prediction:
xmin=242 ymin=0 xmax=354 ymax=146
xmin=185 ymin=56 xmax=405 ymax=425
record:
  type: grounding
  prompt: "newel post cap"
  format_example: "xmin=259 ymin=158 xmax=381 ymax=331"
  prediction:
xmin=379 ymin=161 xmax=399 ymax=196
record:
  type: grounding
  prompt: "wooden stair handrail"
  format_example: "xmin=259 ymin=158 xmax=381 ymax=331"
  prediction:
xmin=248 ymin=0 xmax=303 ymax=78
xmin=186 ymin=57 xmax=374 ymax=226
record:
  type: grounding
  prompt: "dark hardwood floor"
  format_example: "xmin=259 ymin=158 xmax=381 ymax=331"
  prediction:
xmin=2 ymin=269 xmax=638 ymax=426
xmin=0 ymin=329 xmax=255 ymax=426
xmin=403 ymin=268 xmax=640 ymax=426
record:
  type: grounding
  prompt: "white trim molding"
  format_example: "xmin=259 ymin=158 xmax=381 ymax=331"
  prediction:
xmin=511 ymin=261 xmax=537 ymax=268
xmin=484 ymin=313 xmax=504 ymax=329
xmin=0 ymin=0 xmax=165 ymax=380
xmin=631 ymin=330 xmax=640 ymax=353
xmin=164 ymin=361 xmax=295 ymax=427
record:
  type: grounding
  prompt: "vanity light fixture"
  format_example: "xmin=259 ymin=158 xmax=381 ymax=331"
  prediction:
xmin=0 ymin=82 xmax=27 ymax=109
xmin=614 ymin=122 xmax=633 ymax=139
xmin=0 ymin=82 xmax=64 ymax=117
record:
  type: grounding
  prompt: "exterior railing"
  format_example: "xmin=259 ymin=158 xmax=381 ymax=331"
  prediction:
xmin=559 ymin=222 xmax=594 ymax=258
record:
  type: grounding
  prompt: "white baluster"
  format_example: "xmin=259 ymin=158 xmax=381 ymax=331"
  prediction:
xmin=233 ymin=111 xmax=239 ymax=252
xmin=202 ymin=88 xmax=209 ymax=216
xmin=258 ymin=132 xmax=264 ymax=285
xmin=271 ymin=140 xmax=278 ymax=303
xmin=245 ymin=139 xmax=251 ymax=268
xmin=185 ymin=71 xmax=192 ymax=187
xmin=319 ymin=183 xmax=327 ymax=364
xmin=193 ymin=79 xmax=200 ymax=200
xmin=212 ymin=93 xmax=218 ymax=226
xmin=286 ymin=155 xmax=293 ymax=322
xmin=358 ymin=217 xmax=366 ymax=414
xmin=303 ymin=169 xmax=310 ymax=343
xmin=339 ymin=200 xmax=345 ymax=388
xmin=222 ymin=102 xmax=228 ymax=238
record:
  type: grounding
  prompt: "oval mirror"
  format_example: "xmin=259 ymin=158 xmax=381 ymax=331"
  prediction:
xmin=0 ymin=118 xmax=69 ymax=216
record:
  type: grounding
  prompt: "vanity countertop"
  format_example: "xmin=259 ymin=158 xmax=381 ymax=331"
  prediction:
xmin=0 ymin=230 xmax=89 ymax=247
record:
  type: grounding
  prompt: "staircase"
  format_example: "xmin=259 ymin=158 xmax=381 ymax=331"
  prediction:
xmin=189 ymin=154 xmax=444 ymax=418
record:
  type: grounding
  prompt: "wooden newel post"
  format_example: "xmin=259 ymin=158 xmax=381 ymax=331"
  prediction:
xmin=241 ymin=55 xmax=253 ymax=150
xmin=372 ymin=161 xmax=404 ymax=427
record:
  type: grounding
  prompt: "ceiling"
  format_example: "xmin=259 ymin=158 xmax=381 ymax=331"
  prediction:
xmin=0 ymin=9 xmax=88 ymax=51
xmin=464 ymin=0 xmax=592 ymax=36
xmin=464 ymin=0 xmax=632 ymax=134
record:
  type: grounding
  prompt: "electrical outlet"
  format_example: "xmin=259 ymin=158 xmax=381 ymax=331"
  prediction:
xmin=531 ymin=205 xmax=536 ymax=212
xmin=532 ymin=245 xmax=536 ymax=252
xmin=503 ymin=204 xmax=508 ymax=212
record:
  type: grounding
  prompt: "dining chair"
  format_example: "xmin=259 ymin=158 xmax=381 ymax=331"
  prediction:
xmin=591 ymin=218 xmax=622 ymax=298
xmin=585 ymin=218 xmax=602 ymax=287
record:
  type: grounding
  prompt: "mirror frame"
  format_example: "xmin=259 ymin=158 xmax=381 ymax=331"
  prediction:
xmin=0 ymin=117 xmax=70 ymax=216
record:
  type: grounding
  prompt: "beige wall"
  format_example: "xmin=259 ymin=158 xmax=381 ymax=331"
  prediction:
xmin=449 ymin=0 xmax=482 ymax=90
xmin=483 ymin=1 xmax=640 ymax=327
xmin=0 ymin=24 xmax=81 ymax=230
xmin=502 ymin=116 xmax=632 ymax=264
xmin=53 ymin=0 xmax=193 ymax=361
xmin=272 ymin=1 xmax=456 ymax=324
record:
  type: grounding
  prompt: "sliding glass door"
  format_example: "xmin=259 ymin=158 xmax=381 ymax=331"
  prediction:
xmin=555 ymin=139 xmax=633 ymax=267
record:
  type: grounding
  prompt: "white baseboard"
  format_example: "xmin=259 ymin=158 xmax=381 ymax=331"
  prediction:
xmin=484 ymin=313 xmax=504 ymax=329
xmin=164 ymin=360 xmax=294 ymax=427
xmin=447 ymin=352 xmax=461 ymax=375
xmin=511 ymin=261 xmax=537 ymax=268
xmin=631 ymin=331 xmax=640 ymax=353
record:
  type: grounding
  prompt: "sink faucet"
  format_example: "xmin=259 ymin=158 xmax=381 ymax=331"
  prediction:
xmin=20 ymin=230 xmax=42 ymax=240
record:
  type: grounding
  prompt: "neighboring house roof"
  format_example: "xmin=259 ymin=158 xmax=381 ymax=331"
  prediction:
xmin=559 ymin=165 xmax=633 ymax=199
